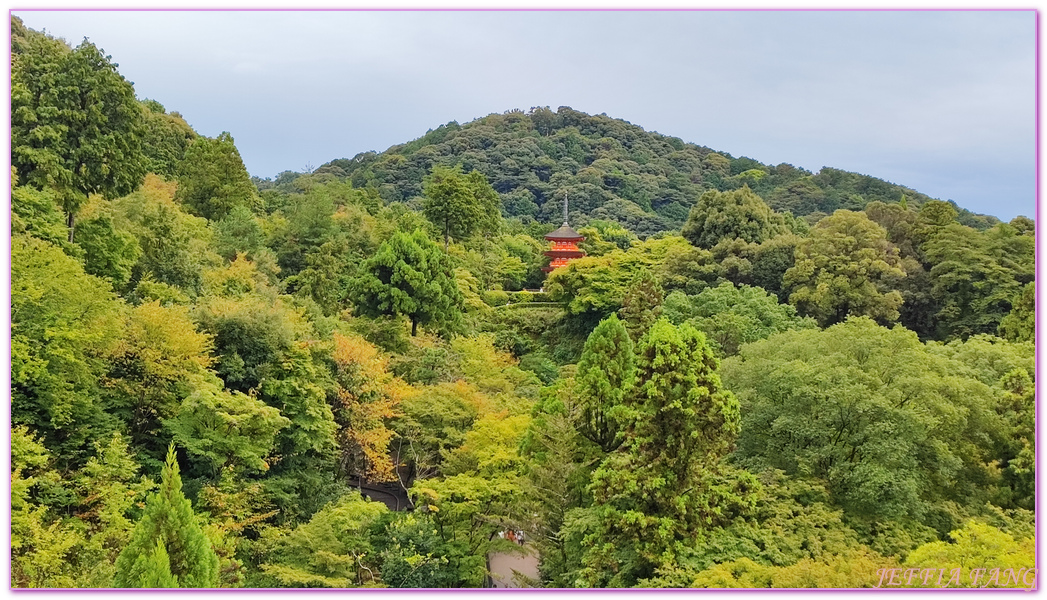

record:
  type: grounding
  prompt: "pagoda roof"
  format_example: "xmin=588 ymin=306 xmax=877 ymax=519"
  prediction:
xmin=545 ymin=223 xmax=584 ymax=241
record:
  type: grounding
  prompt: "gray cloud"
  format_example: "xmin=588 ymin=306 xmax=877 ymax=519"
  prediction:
xmin=14 ymin=9 xmax=1034 ymax=220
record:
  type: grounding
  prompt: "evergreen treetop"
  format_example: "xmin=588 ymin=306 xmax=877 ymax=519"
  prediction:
xmin=574 ymin=313 xmax=635 ymax=453
xmin=114 ymin=445 xmax=219 ymax=588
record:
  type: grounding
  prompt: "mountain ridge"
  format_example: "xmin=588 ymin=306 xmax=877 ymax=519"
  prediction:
xmin=302 ymin=106 xmax=999 ymax=236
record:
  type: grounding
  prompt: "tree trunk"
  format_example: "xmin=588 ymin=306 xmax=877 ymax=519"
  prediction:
xmin=411 ymin=317 xmax=418 ymax=336
xmin=66 ymin=211 xmax=75 ymax=243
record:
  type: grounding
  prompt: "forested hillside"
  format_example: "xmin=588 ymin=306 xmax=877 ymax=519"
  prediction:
xmin=301 ymin=106 xmax=1000 ymax=236
xmin=10 ymin=17 xmax=1035 ymax=589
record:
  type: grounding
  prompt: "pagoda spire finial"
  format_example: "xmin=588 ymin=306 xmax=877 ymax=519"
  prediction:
xmin=563 ymin=192 xmax=569 ymax=226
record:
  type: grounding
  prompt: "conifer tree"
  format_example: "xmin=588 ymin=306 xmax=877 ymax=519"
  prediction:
xmin=176 ymin=132 xmax=257 ymax=221
xmin=121 ymin=539 xmax=178 ymax=588
xmin=114 ymin=446 xmax=219 ymax=588
xmin=348 ymin=229 xmax=463 ymax=336
xmin=581 ymin=319 xmax=745 ymax=587
xmin=574 ymin=314 xmax=635 ymax=452
xmin=617 ymin=271 xmax=664 ymax=343
xmin=12 ymin=23 xmax=146 ymax=242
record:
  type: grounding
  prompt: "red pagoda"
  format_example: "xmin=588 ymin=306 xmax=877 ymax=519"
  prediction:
xmin=542 ymin=195 xmax=585 ymax=273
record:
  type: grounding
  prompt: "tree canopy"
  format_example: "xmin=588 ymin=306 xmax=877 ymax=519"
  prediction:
xmin=574 ymin=314 xmax=635 ymax=452
xmin=8 ymin=17 xmax=1035 ymax=591
xmin=784 ymin=210 xmax=907 ymax=326
xmin=422 ymin=165 xmax=502 ymax=249
xmin=176 ymin=132 xmax=258 ymax=221
xmin=724 ymin=318 xmax=1010 ymax=522
xmin=114 ymin=446 xmax=219 ymax=587
xmin=582 ymin=319 xmax=749 ymax=587
xmin=349 ymin=229 xmax=464 ymax=336
xmin=12 ymin=23 xmax=146 ymax=240
xmin=682 ymin=186 xmax=788 ymax=249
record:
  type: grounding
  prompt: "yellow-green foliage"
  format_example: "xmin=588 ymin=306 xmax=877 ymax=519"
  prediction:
xmin=443 ymin=414 xmax=532 ymax=477
xmin=7 ymin=27 xmax=1038 ymax=590
xmin=903 ymin=521 xmax=1035 ymax=588
xmin=683 ymin=549 xmax=894 ymax=588
xmin=259 ymin=494 xmax=387 ymax=588
xmin=448 ymin=334 xmax=540 ymax=410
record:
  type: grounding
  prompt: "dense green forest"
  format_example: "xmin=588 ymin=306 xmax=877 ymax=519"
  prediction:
xmin=10 ymin=17 xmax=1035 ymax=588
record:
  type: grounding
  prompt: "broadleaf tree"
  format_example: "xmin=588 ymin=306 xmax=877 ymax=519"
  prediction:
xmin=176 ymin=132 xmax=258 ymax=221
xmin=681 ymin=186 xmax=786 ymax=250
xmin=784 ymin=210 xmax=906 ymax=327
xmin=422 ymin=165 xmax=501 ymax=250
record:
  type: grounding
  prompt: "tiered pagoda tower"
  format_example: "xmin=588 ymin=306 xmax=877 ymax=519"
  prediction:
xmin=542 ymin=195 xmax=585 ymax=273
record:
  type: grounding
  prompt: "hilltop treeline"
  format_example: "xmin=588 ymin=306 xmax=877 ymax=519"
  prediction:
xmin=10 ymin=17 xmax=1034 ymax=589
xmin=302 ymin=106 xmax=998 ymax=236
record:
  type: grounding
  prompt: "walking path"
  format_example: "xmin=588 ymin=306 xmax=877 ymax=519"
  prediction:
xmin=489 ymin=546 xmax=540 ymax=588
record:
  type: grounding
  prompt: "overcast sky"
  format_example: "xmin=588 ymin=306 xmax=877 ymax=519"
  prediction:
xmin=13 ymin=9 xmax=1036 ymax=221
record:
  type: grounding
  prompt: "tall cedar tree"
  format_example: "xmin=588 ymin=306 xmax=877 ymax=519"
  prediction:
xmin=121 ymin=540 xmax=179 ymax=588
xmin=574 ymin=314 xmax=635 ymax=452
xmin=349 ymin=229 xmax=463 ymax=336
xmin=422 ymin=165 xmax=501 ymax=250
xmin=582 ymin=320 xmax=743 ymax=587
xmin=139 ymin=99 xmax=197 ymax=179
xmin=11 ymin=21 xmax=146 ymax=242
xmin=114 ymin=446 xmax=219 ymax=588
xmin=176 ymin=132 xmax=257 ymax=221
xmin=617 ymin=271 xmax=665 ymax=343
